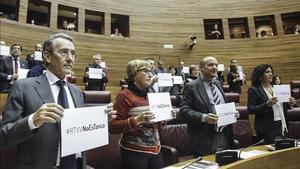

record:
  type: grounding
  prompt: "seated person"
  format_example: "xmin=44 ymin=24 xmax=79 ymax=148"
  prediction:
xmin=210 ymin=24 xmax=222 ymax=39
xmin=111 ymin=28 xmax=123 ymax=37
xmin=295 ymin=24 xmax=300 ymax=35
xmin=260 ymin=30 xmax=267 ymax=38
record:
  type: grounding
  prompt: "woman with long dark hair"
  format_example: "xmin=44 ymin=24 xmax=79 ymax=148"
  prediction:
xmin=247 ymin=64 xmax=294 ymax=144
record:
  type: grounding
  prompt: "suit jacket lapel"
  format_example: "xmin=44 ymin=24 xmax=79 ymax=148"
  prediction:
xmin=196 ymin=78 xmax=213 ymax=112
xmin=35 ymin=74 xmax=55 ymax=103
xmin=215 ymin=80 xmax=228 ymax=103
xmin=6 ymin=57 xmax=13 ymax=74
xmin=258 ymin=86 xmax=269 ymax=101
xmin=68 ymin=82 xmax=81 ymax=108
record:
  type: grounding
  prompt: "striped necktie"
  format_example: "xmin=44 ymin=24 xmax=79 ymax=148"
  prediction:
xmin=210 ymin=82 xmax=221 ymax=105
xmin=210 ymin=82 xmax=225 ymax=132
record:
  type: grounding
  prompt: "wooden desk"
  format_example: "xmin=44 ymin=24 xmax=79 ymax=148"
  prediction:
xmin=164 ymin=146 xmax=300 ymax=169
xmin=0 ymin=93 xmax=8 ymax=117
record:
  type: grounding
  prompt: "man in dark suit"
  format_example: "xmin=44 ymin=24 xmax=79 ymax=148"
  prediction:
xmin=83 ymin=54 xmax=108 ymax=91
xmin=0 ymin=43 xmax=28 ymax=92
xmin=180 ymin=56 xmax=238 ymax=157
xmin=26 ymin=43 xmax=43 ymax=69
xmin=0 ymin=33 xmax=115 ymax=169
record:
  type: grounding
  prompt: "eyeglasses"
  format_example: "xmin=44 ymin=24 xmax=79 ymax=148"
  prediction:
xmin=138 ymin=68 xmax=152 ymax=73
xmin=58 ymin=49 xmax=76 ymax=58
xmin=12 ymin=46 xmax=21 ymax=50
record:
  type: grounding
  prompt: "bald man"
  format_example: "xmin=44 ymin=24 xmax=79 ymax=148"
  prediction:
xmin=83 ymin=54 xmax=108 ymax=91
xmin=27 ymin=43 xmax=43 ymax=69
xmin=180 ymin=56 xmax=238 ymax=157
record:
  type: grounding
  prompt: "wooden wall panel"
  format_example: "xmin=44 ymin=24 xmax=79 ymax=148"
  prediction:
xmin=0 ymin=0 xmax=299 ymax=90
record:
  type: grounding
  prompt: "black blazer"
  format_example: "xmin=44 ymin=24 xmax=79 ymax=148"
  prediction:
xmin=0 ymin=56 xmax=28 ymax=92
xmin=247 ymin=86 xmax=289 ymax=133
xmin=180 ymin=78 xmax=234 ymax=155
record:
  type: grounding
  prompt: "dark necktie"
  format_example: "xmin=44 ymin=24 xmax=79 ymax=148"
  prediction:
xmin=14 ymin=58 xmax=18 ymax=74
xmin=56 ymin=80 xmax=76 ymax=169
xmin=210 ymin=82 xmax=221 ymax=105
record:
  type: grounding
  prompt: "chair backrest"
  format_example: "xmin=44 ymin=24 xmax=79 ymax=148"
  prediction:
xmin=223 ymin=85 xmax=230 ymax=93
xmin=225 ymin=93 xmax=240 ymax=106
xmin=159 ymin=124 xmax=190 ymax=156
xmin=87 ymin=134 xmax=122 ymax=169
xmin=291 ymin=80 xmax=300 ymax=90
xmin=83 ymin=91 xmax=111 ymax=107
xmin=291 ymin=81 xmax=300 ymax=99
xmin=286 ymin=107 xmax=300 ymax=139
xmin=232 ymin=106 xmax=253 ymax=148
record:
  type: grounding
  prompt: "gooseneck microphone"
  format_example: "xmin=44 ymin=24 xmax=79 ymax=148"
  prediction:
xmin=238 ymin=139 xmax=265 ymax=160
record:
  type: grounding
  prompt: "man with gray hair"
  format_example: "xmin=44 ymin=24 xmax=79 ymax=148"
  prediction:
xmin=0 ymin=33 xmax=115 ymax=169
xmin=83 ymin=54 xmax=108 ymax=91
xmin=180 ymin=56 xmax=239 ymax=157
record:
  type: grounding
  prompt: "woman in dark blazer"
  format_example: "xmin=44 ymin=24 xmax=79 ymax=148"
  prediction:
xmin=247 ymin=64 xmax=294 ymax=144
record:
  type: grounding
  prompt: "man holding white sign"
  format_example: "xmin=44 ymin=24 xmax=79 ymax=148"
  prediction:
xmin=181 ymin=56 xmax=239 ymax=157
xmin=0 ymin=33 xmax=116 ymax=169
xmin=83 ymin=54 xmax=108 ymax=91
xmin=26 ymin=43 xmax=43 ymax=69
xmin=0 ymin=43 xmax=28 ymax=93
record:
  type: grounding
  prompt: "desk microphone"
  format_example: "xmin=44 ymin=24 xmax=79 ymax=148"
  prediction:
xmin=238 ymin=139 xmax=265 ymax=160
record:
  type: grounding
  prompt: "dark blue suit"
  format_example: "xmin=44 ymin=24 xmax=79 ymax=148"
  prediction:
xmin=27 ymin=64 xmax=46 ymax=78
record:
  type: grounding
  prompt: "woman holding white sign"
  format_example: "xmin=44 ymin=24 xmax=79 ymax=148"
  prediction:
xmin=248 ymin=64 xmax=295 ymax=144
xmin=109 ymin=59 xmax=164 ymax=169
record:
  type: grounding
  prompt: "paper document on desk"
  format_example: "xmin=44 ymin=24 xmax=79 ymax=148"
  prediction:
xmin=239 ymin=150 xmax=267 ymax=159
xmin=183 ymin=159 xmax=218 ymax=169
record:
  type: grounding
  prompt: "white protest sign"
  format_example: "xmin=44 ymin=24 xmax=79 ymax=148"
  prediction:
xmin=148 ymin=92 xmax=173 ymax=122
xmin=273 ymin=85 xmax=291 ymax=102
xmin=239 ymin=72 xmax=244 ymax=80
xmin=61 ymin=106 xmax=108 ymax=157
xmin=218 ymin=64 xmax=225 ymax=72
xmin=182 ymin=67 xmax=189 ymax=74
xmin=215 ymin=102 xmax=237 ymax=127
xmin=89 ymin=68 xmax=103 ymax=79
xmin=18 ymin=68 xmax=29 ymax=79
xmin=0 ymin=45 xmax=10 ymax=56
xmin=172 ymin=76 xmax=183 ymax=84
xmin=34 ymin=51 xmax=43 ymax=61
xmin=158 ymin=73 xmax=173 ymax=87
xmin=100 ymin=62 xmax=106 ymax=68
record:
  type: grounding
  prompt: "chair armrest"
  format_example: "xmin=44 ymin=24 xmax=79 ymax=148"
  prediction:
xmin=161 ymin=145 xmax=179 ymax=166
xmin=233 ymin=139 xmax=240 ymax=149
